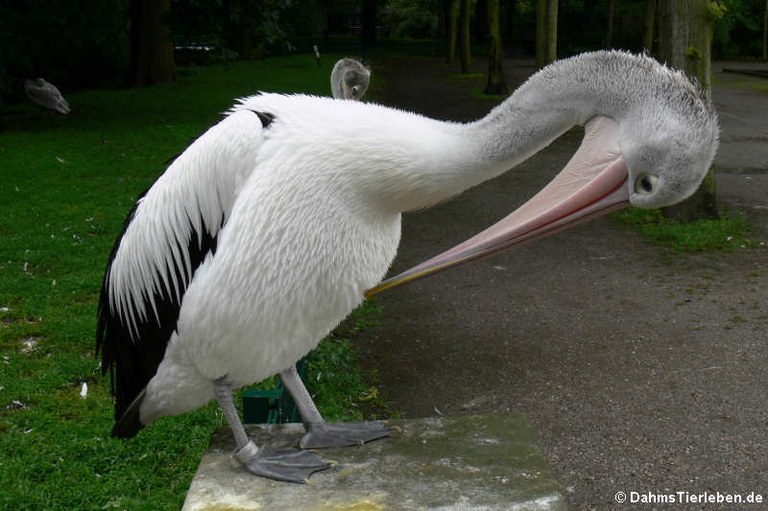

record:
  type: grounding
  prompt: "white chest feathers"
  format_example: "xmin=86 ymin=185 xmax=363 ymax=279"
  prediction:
xmin=168 ymin=140 xmax=402 ymax=386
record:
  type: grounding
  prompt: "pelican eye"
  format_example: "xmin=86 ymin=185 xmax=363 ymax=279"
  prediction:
xmin=634 ymin=174 xmax=658 ymax=195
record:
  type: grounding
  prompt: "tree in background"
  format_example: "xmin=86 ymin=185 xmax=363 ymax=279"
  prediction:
xmin=535 ymin=0 xmax=558 ymax=68
xmin=644 ymin=0 xmax=657 ymax=52
xmin=447 ymin=0 xmax=460 ymax=63
xmin=381 ymin=0 xmax=438 ymax=39
xmin=484 ymin=0 xmax=508 ymax=94
xmin=130 ymin=0 xmax=175 ymax=86
xmin=605 ymin=0 xmax=616 ymax=47
xmin=657 ymin=0 xmax=719 ymax=221
xmin=473 ymin=0 xmax=488 ymax=42
xmin=437 ymin=0 xmax=449 ymax=57
xmin=764 ymin=0 xmax=768 ymax=58
xmin=361 ymin=0 xmax=378 ymax=50
xmin=169 ymin=0 xmax=295 ymax=60
xmin=458 ymin=0 xmax=472 ymax=72
xmin=224 ymin=0 xmax=258 ymax=59
xmin=712 ymin=0 xmax=765 ymax=58
xmin=4 ymin=0 xmax=768 ymax=105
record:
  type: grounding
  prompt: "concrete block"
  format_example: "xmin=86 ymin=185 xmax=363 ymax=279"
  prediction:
xmin=183 ymin=413 xmax=565 ymax=511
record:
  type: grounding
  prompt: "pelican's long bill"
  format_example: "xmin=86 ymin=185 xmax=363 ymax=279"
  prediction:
xmin=365 ymin=115 xmax=631 ymax=298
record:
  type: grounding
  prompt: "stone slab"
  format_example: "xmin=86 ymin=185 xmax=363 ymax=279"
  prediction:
xmin=182 ymin=413 xmax=566 ymax=511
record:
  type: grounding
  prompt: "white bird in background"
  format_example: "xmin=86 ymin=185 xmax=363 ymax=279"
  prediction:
xmin=24 ymin=78 xmax=71 ymax=114
xmin=330 ymin=57 xmax=371 ymax=101
xmin=96 ymin=51 xmax=718 ymax=483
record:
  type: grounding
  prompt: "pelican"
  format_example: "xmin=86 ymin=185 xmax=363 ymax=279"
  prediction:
xmin=24 ymin=78 xmax=71 ymax=114
xmin=330 ymin=57 xmax=371 ymax=100
xmin=98 ymin=57 xmax=383 ymax=481
xmin=96 ymin=51 xmax=718 ymax=483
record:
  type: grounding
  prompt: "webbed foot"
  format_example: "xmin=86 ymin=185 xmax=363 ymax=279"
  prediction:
xmin=234 ymin=440 xmax=332 ymax=483
xmin=300 ymin=421 xmax=391 ymax=449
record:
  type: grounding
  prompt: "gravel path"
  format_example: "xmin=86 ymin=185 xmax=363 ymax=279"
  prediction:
xmin=356 ymin=55 xmax=768 ymax=510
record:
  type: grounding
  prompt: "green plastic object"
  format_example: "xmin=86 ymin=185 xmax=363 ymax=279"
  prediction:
xmin=242 ymin=359 xmax=308 ymax=424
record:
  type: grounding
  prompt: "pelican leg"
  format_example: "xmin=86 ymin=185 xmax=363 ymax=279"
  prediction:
xmin=213 ymin=377 xmax=331 ymax=483
xmin=278 ymin=365 xmax=391 ymax=449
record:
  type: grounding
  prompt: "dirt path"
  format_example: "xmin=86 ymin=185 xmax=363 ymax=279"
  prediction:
xmin=357 ymin=56 xmax=768 ymax=510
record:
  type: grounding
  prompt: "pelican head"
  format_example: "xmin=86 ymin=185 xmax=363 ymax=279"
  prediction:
xmin=618 ymin=69 xmax=719 ymax=210
xmin=366 ymin=51 xmax=719 ymax=296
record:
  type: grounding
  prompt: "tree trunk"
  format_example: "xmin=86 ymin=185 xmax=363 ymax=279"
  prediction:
xmin=130 ymin=0 xmax=174 ymax=87
xmin=224 ymin=0 xmax=256 ymax=60
xmin=584 ymin=0 xmax=597 ymax=30
xmin=606 ymin=0 xmax=615 ymax=48
xmin=535 ymin=0 xmax=557 ymax=68
xmin=458 ymin=0 xmax=471 ymax=73
xmin=658 ymin=0 xmax=717 ymax=221
xmin=437 ymin=0 xmax=448 ymax=58
xmin=763 ymin=0 xmax=768 ymax=60
xmin=535 ymin=0 xmax=546 ymax=68
xmin=474 ymin=0 xmax=488 ymax=43
xmin=361 ymin=0 xmax=377 ymax=51
xmin=546 ymin=0 xmax=557 ymax=63
xmin=658 ymin=0 xmax=713 ymax=92
xmin=506 ymin=0 xmax=516 ymax=47
xmin=484 ymin=0 xmax=508 ymax=95
xmin=643 ymin=0 xmax=657 ymax=53
xmin=447 ymin=0 xmax=459 ymax=63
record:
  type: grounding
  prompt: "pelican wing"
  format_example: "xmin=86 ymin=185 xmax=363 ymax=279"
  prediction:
xmin=96 ymin=109 xmax=273 ymax=433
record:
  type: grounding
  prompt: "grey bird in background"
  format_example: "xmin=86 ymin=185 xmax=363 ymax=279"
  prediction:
xmin=24 ymin=78 xmax=71 ymax=114
xmin=330 ymin=58 xmax=370 ymax=100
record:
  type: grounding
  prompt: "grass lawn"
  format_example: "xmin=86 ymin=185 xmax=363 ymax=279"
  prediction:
xmin=0 ymin=54 xmax=383 ymax=510
xmin=612 ymin=208 xmax=756 ymax=252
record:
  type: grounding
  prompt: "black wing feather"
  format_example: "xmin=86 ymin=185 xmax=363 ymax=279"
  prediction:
xmin=96 ymin=108 xmax=274 ymax=438
xmin=96 ymin=191 xmax=218 ymax=438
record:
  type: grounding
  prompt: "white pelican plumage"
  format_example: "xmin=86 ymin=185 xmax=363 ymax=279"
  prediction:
xmin=97 ymin=51 xmax=718 ymax=483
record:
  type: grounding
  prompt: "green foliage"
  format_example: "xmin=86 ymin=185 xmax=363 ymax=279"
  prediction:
xmin=685 ymin=46 xmax=703 ymax=60
xmin=0 ymin=54 xmax=379 ymax=511
xmin=613 ymin=208 xmax=756 ymax=252
xmin=381 ymin=0 xmax=439 ymax=39
xmin=709 ymin=0 xmax=728 ymax=20
xmin=713 ymin=0 xmax=765 ymax=58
